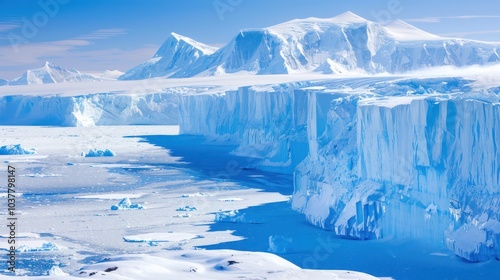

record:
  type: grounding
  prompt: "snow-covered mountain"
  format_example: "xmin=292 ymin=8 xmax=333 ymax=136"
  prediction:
xmin=0 ymin=78 xmax=7 ymax=86
xmin=88 ymin=69 xmax=125 ymax=80
xmin=121 ymin=11 xmax=500 ymax=79
xmin=119 ymin=32 xmax=217 ymax=80
xmin=9 ymin=62 xmax=103 ymax=85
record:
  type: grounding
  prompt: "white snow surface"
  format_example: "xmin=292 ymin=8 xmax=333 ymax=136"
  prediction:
xmin=63 ymin=250 xmax=378 ymax=280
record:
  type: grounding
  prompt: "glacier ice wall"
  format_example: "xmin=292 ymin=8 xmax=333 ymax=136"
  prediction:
xmin=179 ymin=87 xmax=311 ymax=173
xmin=178 ymin=82 xmax=500 ymax=262
xmin=0 ymin=93 xmax=178 ymax=126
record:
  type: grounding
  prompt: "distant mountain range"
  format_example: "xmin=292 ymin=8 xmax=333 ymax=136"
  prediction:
xmin=120 ymin=11 xmax=500 ymax=80
xmin=3 ymin=11 xmax=500 ymax=85
xmin=3 ymin=62 xmax=123 ymax=86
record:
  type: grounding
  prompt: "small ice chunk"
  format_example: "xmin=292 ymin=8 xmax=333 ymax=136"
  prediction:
xmin=176 ymin=206 xmax=197 ymax=211
xmin=111 ymin=198 xmax=144 ymax=210
xmin=0 ymin=144 xmax=35 ymax=155
xmin=49 ymin=266 xmax=68 ymax=276
xmin=83 ymin=149 xmax=116 ymax=157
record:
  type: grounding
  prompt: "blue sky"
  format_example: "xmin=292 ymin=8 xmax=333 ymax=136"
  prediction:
xmin=1 ymin=0 xmax=500 ymax=79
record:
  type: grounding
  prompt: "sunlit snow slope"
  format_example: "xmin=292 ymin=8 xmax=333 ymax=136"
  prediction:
xmin=121 ymin=11 xmax=500 ymax=79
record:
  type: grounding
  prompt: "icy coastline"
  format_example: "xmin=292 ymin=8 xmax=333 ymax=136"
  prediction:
xmin=178 ymin=78 xmax=500 ymax=262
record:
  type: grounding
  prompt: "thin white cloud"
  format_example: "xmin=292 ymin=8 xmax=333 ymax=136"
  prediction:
xmin=0 ymin=23 xmax=21 ymax=32
xmin=439 ymin=29 xmax=500 ymax=38
xmin=405 ymin=15 xmax=500 ymax=23
xmin=0 ymin=28 xmax=129 ymax=69
xmin=0 ymin=39 xmax=91 ymax=67
xmin=75 ymin=28 xmax=128 ymax=40
xmin=0 ymin=39 xmax=158 ymax=79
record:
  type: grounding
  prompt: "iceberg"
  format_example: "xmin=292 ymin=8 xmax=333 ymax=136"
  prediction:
xmin=111 ymin=198 xmax=144 ymax=210
xmin=84 ymin=149 xmax=116 ymax=157
xmin=0 ymin=144 xmax=36 ymax=155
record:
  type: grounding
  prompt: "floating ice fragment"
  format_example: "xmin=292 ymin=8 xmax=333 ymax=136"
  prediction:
xmin=0 ymin=144 xmax=35 ymax=155
xmin=83 ymin=149 xmax=116 ymax=157
xmin=176 ymin=205 xmax=197 ymax=211
xmin=49 ymin=266 xmax=68 ymax=276
xmin=110 ymin=198 xmax=144 ymax=210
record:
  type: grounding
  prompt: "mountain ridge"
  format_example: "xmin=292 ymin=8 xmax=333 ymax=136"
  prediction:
xmin=8 ymin=62 xmax=103 ymax=85
xmin=119 ymin=11 xmax=500 ymax=79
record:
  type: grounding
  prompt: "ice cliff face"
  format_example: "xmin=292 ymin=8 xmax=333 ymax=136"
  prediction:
xmin=123 ymin=11 xmax=500 ymax=79
xmin=178 ymin=78 xmax=500 ymax=262
xmin=9 ymin=62 xmax=103 ymax=85
xmin=0 ymin=93 xmax=178 ymax=126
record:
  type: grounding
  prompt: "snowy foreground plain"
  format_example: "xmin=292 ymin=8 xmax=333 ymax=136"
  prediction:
xmin=0 ymin=125 xmax=379 ymax=279
xmin=0 ymin=70 xmax=500 ymax=279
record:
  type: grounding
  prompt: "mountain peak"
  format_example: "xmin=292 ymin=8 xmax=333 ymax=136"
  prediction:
xmin=384 ymin=19 xmax=441 ymax=41
xmin=42 ymin=61 xmax=56 ymax=69
xmin=161 ymin=32 xmax=217 ymax=55
xmin=10 ymin=62 xmax=101 ymax=85
xmin=169 ymin=32 xmax=189 ymax=42
xmin=331 ymin=11 xmax=367 ymax=23
xmin=122 ymin=12 xmax=500 ymax=80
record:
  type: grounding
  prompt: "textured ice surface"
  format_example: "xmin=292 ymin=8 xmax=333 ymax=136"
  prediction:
xmin=179 ymin=77 xmax=500 ymax=262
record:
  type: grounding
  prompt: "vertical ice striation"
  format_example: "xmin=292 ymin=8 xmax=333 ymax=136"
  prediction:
xmin=296 ymin=95 xmax=500 ymax=261
xmin=178 ymin=80 xmax=500 ymax=262
xmin=179 ymin=87 xmax=310 ymax=173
